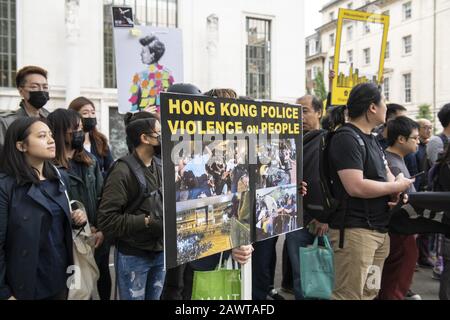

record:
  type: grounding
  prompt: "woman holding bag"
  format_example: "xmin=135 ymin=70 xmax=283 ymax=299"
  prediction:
xmin=0 ymin=118 xmax=86 ymax=300
xmin=47 ymin=109 xmax=107 ymax=300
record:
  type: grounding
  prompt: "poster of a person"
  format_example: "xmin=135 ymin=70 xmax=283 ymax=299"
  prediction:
xmin=113 ymin=25 xmax=183 ymax=114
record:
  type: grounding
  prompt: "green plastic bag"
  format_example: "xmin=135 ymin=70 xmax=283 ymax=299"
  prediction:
xmin=299 ymin=235 xmax=334 ymax=299
xmin=191 ymin=254 xmax=241 ymax=300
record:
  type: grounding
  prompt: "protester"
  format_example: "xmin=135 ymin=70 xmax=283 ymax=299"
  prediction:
xmin=327 ymin=83 xmax=414 ymax=300
xmin=375 ymin=103 xmax=407 ymax=150
xmin=283 ymin=94 xmax=328 ymax=299
xmin=47 ymin=109 xmax=107 ymax=300
xmin=97 ymin=112 xmax=165 ymax=300
xmin=426 ymin=104 xmax=450 ymax=281
xmin=0 ymin=66 xmax=51 ymax=148
xmin=69 ymin=97 xmax=114 ymax=176
xmin=0 ymin=117 xmax=86 ymax=300
xmin=378 ymin=116 xmax=420 ymax=300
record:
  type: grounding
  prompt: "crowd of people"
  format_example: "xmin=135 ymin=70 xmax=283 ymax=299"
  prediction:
xmin=1 ymin=64 xmax=449 ymax=301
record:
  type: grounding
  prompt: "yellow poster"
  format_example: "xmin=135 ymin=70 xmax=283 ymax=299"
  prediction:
xmin=331 ymin=9 xmax=390 ymax=106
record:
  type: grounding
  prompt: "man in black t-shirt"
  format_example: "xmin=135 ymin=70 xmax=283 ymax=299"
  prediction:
xmin=327 ymin=84 xmax=413 ymax=300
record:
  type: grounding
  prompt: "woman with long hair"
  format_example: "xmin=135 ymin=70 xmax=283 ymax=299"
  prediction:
xmin=47 ymin=109 xmax=110 ymax=300
xmin=0 ymin=117 xmax=86 ymax=300
xmin=69 ymin=97 xmax=114 ymax=176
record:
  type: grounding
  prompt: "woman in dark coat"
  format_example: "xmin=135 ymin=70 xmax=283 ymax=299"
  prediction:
xmin=0 ymin=118 xmax=86 ymax=300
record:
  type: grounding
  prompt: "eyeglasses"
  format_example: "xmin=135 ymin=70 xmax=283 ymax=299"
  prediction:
xmin=420 ymin=126 xmax=433 ymax=130
xmin=408 ymin=136 xmax=420 ymax=141
xmin=21 ymin=84 xmax=49 ymax=92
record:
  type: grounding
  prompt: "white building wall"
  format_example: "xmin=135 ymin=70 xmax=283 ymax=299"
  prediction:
xmin=1 ymin=0 xmax=305 ymax=139
xmin=313 ymin=0 xmax=450 ymax=121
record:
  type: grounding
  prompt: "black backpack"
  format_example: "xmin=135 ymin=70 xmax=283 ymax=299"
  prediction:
xmin=303 ymin=126 xmax=369 ymax=248
xmin=103 ymin=154 xmax=163 ymax=217
xmin=427 ymin=134 xmax=449 ymax=191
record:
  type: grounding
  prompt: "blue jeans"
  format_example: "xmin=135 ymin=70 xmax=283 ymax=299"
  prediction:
xmin=116 ymin=251 xmax=166 ymax=300
xmin=285 ymin=228 xmax=316 ymax=300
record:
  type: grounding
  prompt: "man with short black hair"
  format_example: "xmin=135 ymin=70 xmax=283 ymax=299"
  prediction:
xmin=379 ymin=116 xmax=421 ymax=300
xmin=0 ymin=66 xmax=50 ymax=148
xmin=376 ymin=103 xmax=408 ymax=150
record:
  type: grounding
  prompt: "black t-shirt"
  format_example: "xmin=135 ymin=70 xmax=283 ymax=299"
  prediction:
xmin=328 ymin=123 xmax=391 ymax=232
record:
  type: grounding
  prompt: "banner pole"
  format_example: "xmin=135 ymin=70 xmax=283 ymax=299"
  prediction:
xmin=241 ymin=257 xmax=252 ymax=300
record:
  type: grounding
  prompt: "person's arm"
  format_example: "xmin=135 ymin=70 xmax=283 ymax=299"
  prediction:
xmin=337 ymin=169 xmax=412 ymax=199
xmin=330 ymin=133 xmax=413 ymax=199
xmin=0 ymin=183 xmax=13 ymax=300
xmin=426 ymin=137 xmax=442 ymax=165
xmin=97 ymin=163 xmax=148 ymax=240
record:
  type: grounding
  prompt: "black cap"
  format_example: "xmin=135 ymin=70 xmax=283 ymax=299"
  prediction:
xmin=167 ymin=83 xmax=202 ymax=95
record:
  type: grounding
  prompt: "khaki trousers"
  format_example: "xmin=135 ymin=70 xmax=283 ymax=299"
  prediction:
xmin=329 ymin=228 xmax=390 ymax=300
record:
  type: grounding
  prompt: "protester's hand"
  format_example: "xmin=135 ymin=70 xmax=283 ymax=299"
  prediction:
xmin=71 ymin=209 xmax=87 ymax=227
xmin=299 ymin=181 xmax=308 ymax=196
xmin=388 ymin=192 xmax=409 ymax=209
xmin=94 ymin=231 xmax=105 ymax=249
xmin=329 ymin=70 xmax=336 ymax=80
xmin=309 ymin=219 xmax=329 ymax=236
xmin=232 ymin=245 xmax=254 ymax=265
xmin=394 ymin=173 xmax=414 ymax=192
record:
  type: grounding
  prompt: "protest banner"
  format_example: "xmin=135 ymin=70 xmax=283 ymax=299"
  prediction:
xmin=160 ymin=93 xmax=303 ymax=268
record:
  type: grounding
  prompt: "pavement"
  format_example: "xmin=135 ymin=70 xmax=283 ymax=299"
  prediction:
xmin=273 ymin=234 xmax=441 ymax=300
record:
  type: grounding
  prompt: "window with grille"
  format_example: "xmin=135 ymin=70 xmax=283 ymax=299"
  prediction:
xmin=246 ymin=17 xmax=271 ymax=100
xmin=0 ymin=0 xmax=16 ymax=88
xmin=404 ymin=73 xmax=411 ymax=103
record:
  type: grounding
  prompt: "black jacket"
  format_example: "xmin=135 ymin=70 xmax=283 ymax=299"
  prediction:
xmin=0 ymin=173 xmax=73 ymax=300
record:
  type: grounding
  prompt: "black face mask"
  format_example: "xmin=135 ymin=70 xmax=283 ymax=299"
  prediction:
xmin=71 ymin=131 xmax=85 ymax=151
xmin=27 ymin=91 xmax=49 ymax=109
xmin=153 ymin=135 xmax=162 ymax=157
xmin=82 ymin=118 xmax=97 ymax=132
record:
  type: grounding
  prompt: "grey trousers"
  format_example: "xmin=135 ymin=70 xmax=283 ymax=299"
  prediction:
xmin=440 ymin=237 xmax=450 ymax=300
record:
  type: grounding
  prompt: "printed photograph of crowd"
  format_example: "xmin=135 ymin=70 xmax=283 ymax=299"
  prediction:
xmin=256 ymin=139 xmax=297 ymax=189
xmin=175 ymin=192 xmax=250 ymax=265
xmin=175 ymin=141 xmax=249 ymax=202
xmin=255 ymin=185 xmax=298 ymax=240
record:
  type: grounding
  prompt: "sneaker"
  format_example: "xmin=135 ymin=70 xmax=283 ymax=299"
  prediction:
xmin=432 ymin=270 xmax=441 ymax=280
xmin=268 ymin=289 xmax=285 ymax=300
xmin=405 ymin=290 xmax=422 ymax=300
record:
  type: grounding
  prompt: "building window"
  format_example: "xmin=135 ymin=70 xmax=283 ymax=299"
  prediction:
xmin=383 ymin=77 xmax=390 ymax=101
xmin=0 ymin=0 xmax=16 ymax=88
xmin=103 ymin=0 xmax=178 ymax=88
xmin=403 ymin=2 xmax=412 ymax=20
xmin=404 ymin=73 xmax=411 ymax=103
xmin=329 ymin=12 xmax=335 ymax=21
xmin=403 ymin=35 xmax=412 ymax=54
xmin=347 ymin=2 xmax=353 ymax=9
xmin=246 ymin=17 xmax=271 ymax=99
xmin=329 ymin=33 xmax=335 ymax=47
xmin=364 ymin=48 xmax=371 ymax=65
xmin=347 ymin=25 xmax=353 ymax=41
xmin=364 ymin=22 xmax=370 ymax=34
xmin=385 ymin=41 xmax=390 ymax=59
xmin=347 ymin=50 xmax=353 ymax=64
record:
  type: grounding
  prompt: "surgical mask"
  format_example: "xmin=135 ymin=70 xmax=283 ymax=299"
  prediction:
xmin=82 ymin=118 xmax=97 ymax=132
xmin=71 ymin=131 xmax=85 ymax=151
xmin=27 ymin=91 xmax=50 ymax=109
xmin=153 ymin=135 xmax=162 ymax=157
